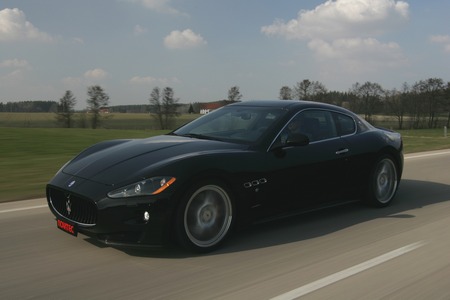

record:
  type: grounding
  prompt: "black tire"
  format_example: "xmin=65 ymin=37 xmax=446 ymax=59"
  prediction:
xmin=365 ymin=155 xmax=399 ymax=207
xmin=175 ymin=181 xmax=234 ymax=253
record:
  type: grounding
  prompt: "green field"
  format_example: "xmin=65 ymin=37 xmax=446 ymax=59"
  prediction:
xmin=400 ymin=128 xmax=450 ymax=153
xmin=0 ymin=128 xmax=170 ymax=202
xmin=0 ymin=112 xmax=449 ymax=202
xmin=0 ymin=112 xmax=200 ymax=130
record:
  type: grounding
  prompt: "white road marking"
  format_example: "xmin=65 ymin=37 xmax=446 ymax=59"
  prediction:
xmin=271 ymin=241 xmax=426 ymax=300
xmin=0 ymin=205 xmax=48 ymax=214
xmin=405 ymin=150 xmax=450 ymax=160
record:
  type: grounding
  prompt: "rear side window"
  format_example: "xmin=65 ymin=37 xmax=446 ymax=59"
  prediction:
xmin=334 ymin=113 xmax=356 ymax=136
xmin=282 ymin=110 xmax=338 ymax=143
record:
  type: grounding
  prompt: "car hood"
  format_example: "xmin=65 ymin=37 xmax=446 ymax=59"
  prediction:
xmin=62 ymin=135 xmax=246 ymax=185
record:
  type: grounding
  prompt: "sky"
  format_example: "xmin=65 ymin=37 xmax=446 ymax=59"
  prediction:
xmin=1 ymin=0 xmax=450 ymax=110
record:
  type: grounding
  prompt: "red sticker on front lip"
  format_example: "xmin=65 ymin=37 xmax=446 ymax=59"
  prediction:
xmin=57 ymin=219 xmax=78 ymax=236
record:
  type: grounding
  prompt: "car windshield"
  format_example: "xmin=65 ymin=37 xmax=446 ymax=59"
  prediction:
xmin=173 ymin=105 xmax=287 ymax=143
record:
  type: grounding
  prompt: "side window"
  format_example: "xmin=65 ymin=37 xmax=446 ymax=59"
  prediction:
xmin=334 ymin=113 xmax=356 ymax=136
xmin=282 ymin=110 xmax=338 ymax=143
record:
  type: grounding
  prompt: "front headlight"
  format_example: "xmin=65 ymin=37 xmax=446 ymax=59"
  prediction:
xmin=107 ymin=176 xmax=176 ymax=198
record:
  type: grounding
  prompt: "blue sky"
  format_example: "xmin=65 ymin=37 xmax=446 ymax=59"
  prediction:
xmin=1 ymin=0 xmax=449 ymax=109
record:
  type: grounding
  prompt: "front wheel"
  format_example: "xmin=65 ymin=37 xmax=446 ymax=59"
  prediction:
xmin=365 ymin=155 xmax=399 ymax=207
xmin=176 ymin=182 xmax=234 ymax=252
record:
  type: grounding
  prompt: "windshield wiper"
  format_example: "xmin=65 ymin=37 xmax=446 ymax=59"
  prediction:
xmin=180 ymin=133 xmax=220 ymax=141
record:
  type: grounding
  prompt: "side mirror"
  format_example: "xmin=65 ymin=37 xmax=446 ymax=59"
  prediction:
xmin=271 ymin=133 xmax=310 ymax=156
xmin=286 ymin=133 xmax=309 ymax=147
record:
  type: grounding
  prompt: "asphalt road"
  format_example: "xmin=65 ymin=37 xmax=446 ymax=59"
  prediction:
xmin=1 ymin=150 xmax=450 ymax=300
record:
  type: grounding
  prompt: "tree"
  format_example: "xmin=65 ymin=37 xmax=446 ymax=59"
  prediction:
xmin=0 ymin=100 xmax=58 ymax=112
xmin=293 ymin=79 xmax=327 ymax=101
xmin=279 ymin=86 xmax=293 ymax=100
xmin=86 ymin=85 xmax=109 ymax=129
xmin=384 ymin=83 xmax=411 ymax=130
xmin=56 ymin=90 xmax=77 ymax=128
xmin=228 ymin=86 xmax=242 ymax=101
xmin=320 ymin=90 xmax=351 ymax=106
xmin=408 ymin=83 xmax=426 ymax=129
xmin=444 ymin=82 xmax=450 ymax=128
xmin=415 ymin=78 xmax=445 ymax=128
xmin=149 ymin=87 xmax=163 ymax=129
xmin=162 ymin=87 xmax=180 ymax=129
xmin=149 ymin=86 xmax=180 ymax=129
xmin=350 ymin=81 xmax=384 ymax=123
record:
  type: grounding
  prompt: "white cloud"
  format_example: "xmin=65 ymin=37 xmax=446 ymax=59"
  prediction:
xmin=72 ymin=37 xmax=84 ymax=44
xmin=261 ymin=0 xmax=410 ymax=74
xmin=430 ymin=35 xmax=450 ymax=53
xmin=261 ymin=0 xmax=409 ymax=40
xmin=309 ymin=38 xmax=407 ymax=72
xmin=133 ymin=25 xmax=147 ymax=36
xmin=129 ymin=76 xmax=180 ymax=85
xmin=0 ymin=68 xmax=26 ymax=81
xmin=123 ymin=0 xmax=187 ymax=16
xmin=62 ymin=69 xmax=108 ymax=90
xmin=0 ymin=58 xmax=30 ymax=69
xmin=84 ymin=68 xmax=108 ymax=80
xmin=430 ymin=35 xmax=450 ymax=43
xmin=62 ymin=76 xmax=83 ymax=87
xmin=0 ymin=8 xmax=53 ymax=42
xmin=0 ymin=59 xmax=31 ymax=82
xmin=164 ymin=29 xmax=207 ymax=49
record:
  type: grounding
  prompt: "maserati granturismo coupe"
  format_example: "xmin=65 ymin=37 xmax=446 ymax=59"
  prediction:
xmin=47 ymin=100 xmax=403 ymax=252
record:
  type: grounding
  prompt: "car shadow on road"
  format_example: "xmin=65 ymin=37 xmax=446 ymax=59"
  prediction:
xmin=109 ymin=179 xmax=450 ymax=258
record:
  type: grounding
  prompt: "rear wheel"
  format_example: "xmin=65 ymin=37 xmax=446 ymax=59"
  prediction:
xmin=365 ymin=155 xmax=398 ymax=207
xmin=176 ymin=181 xmax=233 ymax=252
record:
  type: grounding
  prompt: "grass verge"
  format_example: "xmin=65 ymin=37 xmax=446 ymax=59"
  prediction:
xmin=0 ymin=128 xmax=168 ymax=202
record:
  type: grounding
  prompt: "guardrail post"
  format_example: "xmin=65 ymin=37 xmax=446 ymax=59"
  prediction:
xmin=445 ymin=126 xmax=448 ymax=138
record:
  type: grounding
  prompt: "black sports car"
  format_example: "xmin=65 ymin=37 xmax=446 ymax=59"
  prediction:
xmin=47 ymin=100 xmax=403 ymax=252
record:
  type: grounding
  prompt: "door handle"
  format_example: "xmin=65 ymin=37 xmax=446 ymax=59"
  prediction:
xmin=335 ymin=148 xmax=349 ymax=155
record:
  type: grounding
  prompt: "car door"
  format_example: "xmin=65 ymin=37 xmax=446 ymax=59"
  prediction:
xmin=334 ymin=112 xmax=378 ymax=199
xmin=262 ymin=109 xmax=351 ymax=214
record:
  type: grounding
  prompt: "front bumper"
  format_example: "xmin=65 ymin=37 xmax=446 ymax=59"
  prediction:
xmin=47 ymin=182 xmax=174 ymax=247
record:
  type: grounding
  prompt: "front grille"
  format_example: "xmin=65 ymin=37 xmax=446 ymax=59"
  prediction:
xmin=49 ymin=188 xmax=97 ymax=225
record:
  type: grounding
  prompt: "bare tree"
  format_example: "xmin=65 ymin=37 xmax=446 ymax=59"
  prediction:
xmin=407 ymin=83 xmax=426 ymax=129
xmin=445 ymin=82 xmax=450 ymax=128
xmin=293 ymin=79 xmax=327 ymax=101
xmin=149 ymin=87 xmax=179 ymax=129
xmin=56 ymin=90 xmax=77 ymax=128
xmin=162 ymin=87 xmax=179 ymax=129
xmin=385 ymin=83 xmax=410 ymax=130
xmin=228 ymin=86 xmax=242 ymax=101
xmin=87 ymin=85 xmax=109 ymax=129
xmin=350 ymin=82 xmax=384 ymax=123
xmin=279 ymin=86 xmax=293 ymax=100
xmin=149 ymin=87 xmax=163 ymax=129
xmin=415 ymin=78 xmax=445 ymax=128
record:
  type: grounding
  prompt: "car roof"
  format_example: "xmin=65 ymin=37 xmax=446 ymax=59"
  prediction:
xmin=230 ymin=100 xmax=352 ymax=114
